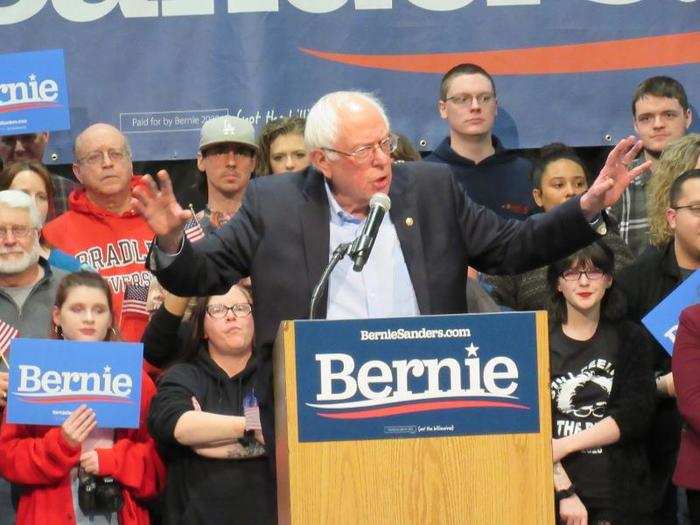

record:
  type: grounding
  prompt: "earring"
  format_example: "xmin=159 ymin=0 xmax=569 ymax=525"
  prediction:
xmin=54 ymin=325 xmax=62 ymax=337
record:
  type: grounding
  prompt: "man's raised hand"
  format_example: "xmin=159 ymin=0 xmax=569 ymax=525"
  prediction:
xmin=131 ymin=170 xmax=192 ymax=253
xmin=579 ymin=136 xmax=653 ymax=219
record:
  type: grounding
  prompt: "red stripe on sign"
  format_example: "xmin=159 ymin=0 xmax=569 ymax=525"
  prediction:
xmin=300 ymin=31 xmax=700 ymax=75
xmin=316 ymin=399 xmax=529 ymax=420
xmin=17 ymin=395 xmax=133 ymax=404
xmin=0 ymin=101 xmax=60 ymax=113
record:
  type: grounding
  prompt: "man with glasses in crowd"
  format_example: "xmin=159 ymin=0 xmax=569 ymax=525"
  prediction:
xmin=0 ymin=132 xmax=78 ymax=220
xmin=133 ymin=90 xmax=649 ymax=463
xmin=195 ymin=115 xmax=257 ymax=232
xmin=425 ymin=63 xmax=534 ymax=220
xmin=610 ymin=76 xmax=692 ymax=257
xmin=42 ymin=123 xmax=155 ymax=340
xmin=0 ymin=190 xmax=68 ymax=523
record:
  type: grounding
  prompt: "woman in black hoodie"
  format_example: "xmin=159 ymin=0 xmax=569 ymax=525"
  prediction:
xmin=147 ymin=283 xmax=275 ymax=524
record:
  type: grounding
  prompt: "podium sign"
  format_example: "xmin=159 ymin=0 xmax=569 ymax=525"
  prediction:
xmin=295 ymin=313 xmax=540 ymax=442
xmin=275 ymin=312 xmax=554 ymax=525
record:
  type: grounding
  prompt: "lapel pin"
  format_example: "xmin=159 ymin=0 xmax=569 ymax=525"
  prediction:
xmin=405 ymin=217 xmax=414 ymax=227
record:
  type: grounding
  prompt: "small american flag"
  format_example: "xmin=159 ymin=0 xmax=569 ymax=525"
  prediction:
xmin=184 ymin=205 xmax=205 ymax=243
xmin=184 ymin=217 xmax=205 ymax=243
xmin=0 ymin=319 xmax=19 ymax=357
xmin=243 ymin=390 xmax=262 ymax=431
xmin=122 ymin=284 xmax=149 ymax=317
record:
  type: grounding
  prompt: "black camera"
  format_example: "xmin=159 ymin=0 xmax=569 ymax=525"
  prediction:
xmin=78 ymin=468 xmax=123 ymax=516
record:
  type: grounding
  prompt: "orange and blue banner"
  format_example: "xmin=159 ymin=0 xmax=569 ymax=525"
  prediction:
xmin=0 ymin=2 xmax=697 ymax=161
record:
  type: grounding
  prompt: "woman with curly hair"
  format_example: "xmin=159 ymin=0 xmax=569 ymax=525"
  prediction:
xmin=647 ymin=133 xmax=700 ymax=248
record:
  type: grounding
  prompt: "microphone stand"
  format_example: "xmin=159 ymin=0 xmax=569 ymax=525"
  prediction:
xmin=309 ymin=242 xmax=351 ymax=320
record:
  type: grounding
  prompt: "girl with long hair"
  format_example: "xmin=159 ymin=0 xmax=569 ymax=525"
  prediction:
xmin=0 ymin=271 xmax=165 ymax=524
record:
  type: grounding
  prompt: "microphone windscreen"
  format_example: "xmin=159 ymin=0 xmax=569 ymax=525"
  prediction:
xmin=370 ymin=193 xmax=391 ymax=212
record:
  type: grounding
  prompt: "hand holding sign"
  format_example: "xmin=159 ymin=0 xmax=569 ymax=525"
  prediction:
xmin=61 ymin=405 xmax=96 ymax=448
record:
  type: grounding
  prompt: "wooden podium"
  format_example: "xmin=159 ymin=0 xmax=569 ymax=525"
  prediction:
xmin=274 ymin=312 xmax=554 ymax=525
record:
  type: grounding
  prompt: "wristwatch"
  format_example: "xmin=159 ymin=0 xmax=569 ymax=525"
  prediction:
xmin=555 ymin=484 xmax=577 ymax=501
xmin=589 ymin=213 xmax=607 ymax=236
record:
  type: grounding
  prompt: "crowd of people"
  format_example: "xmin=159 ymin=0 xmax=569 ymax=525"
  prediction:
xmin=0 ymin=63 xmax=698 ymax=525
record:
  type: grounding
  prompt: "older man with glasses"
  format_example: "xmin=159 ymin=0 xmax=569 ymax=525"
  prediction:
xmin=42 ymin=123 xmax=156 ymax=342
xmin=0 ymin=189 xmax=69 ymax=523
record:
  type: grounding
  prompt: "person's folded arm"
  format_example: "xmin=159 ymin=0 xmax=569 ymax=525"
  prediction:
xmin=553 ymin=416 xmax=620 ymax=463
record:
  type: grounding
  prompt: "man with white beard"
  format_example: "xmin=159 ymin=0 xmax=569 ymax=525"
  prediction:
xmin=0 ymin=189 xmax=68 ymax=352
xmin=0 ymin=190 xmax=67 ymax=522
xmin=0 ymin=190 xmax=67 ymax=338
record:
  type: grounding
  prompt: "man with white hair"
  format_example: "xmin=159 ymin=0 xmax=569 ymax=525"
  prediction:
xmin=0 ymin=189 xmax=68 ymax=521
xmin=0 ymin=189 xmax=67 ymax=341
xmin=133 ymin=91 xmax=650 ymax=456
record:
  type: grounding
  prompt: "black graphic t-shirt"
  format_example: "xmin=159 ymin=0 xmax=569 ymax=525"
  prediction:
xmin=550 ymin=321 xmax=619 ymax=512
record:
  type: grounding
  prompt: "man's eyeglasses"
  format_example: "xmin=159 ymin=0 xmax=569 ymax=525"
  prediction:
xmin=444 ymin=93 xmax=495 ymax=107
xmin=672 ymin=203 xmax=700 ymax=217
xmin=324 ymin=134 xmax=398 ymax=165
xmin=560 ymin=269 xmax=605 ymax=282
xmin=203 ymin=143 xmax=255 ymax=159
xmin=0 ymin=225 xmax=35 ymax=240
xmin=205 ymin=303 xmax=253 ymax=319
xmin=78 ymin=149 xmax=127 ymax=167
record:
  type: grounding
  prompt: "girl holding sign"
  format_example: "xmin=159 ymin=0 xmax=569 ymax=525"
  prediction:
xmin=0 ymin=271 xmax=165 ymax=524
xmin=546 ymin=241 xmax=656 ymax=525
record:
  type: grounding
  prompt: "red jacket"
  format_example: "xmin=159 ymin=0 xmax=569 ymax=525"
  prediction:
xmin=42 ymin=178 xmax=155 ymax=341
xmin=672 ymin=303 xmax=700 ymax=490
xmin=0 ymin=371 xmax=166 ymax=525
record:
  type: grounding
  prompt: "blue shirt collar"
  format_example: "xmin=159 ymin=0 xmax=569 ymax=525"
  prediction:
xmin=324 ymin=181 xmax=362 ymax=225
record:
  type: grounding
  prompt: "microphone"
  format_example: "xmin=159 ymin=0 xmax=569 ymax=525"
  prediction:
xmin=349 ymin=193 xmax=391 ymax=272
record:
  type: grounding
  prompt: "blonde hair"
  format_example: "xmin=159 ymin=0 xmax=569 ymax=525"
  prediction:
xmin=647 ymin=134 xmax=700 ymax=247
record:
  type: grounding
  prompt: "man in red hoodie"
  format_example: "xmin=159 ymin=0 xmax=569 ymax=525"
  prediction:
xmin=43 ymin=123 xmax=155 ymax=340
